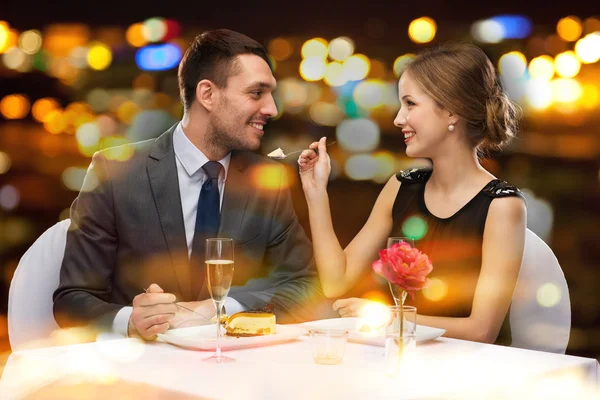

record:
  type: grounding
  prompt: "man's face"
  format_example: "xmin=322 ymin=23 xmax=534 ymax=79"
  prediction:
xmin=207 ymin=54 xmax=278 ymax=152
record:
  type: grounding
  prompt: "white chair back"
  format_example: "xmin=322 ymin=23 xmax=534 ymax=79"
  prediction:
xmin=510 ymin=228 xmax=571 ymax=353
xmin=8 ymin=219 xmax=70 ymax=351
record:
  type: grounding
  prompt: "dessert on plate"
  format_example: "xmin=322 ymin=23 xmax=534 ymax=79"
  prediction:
xmin=225 ymin=305 xmax=276 ymax=337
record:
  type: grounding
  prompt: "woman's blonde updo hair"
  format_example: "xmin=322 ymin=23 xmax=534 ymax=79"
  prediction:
xmin=404 ymin=42 xmax=521 ymax=152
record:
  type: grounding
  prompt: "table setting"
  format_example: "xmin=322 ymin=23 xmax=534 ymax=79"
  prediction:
xmin=1 ymin=236 xmax=598 ymax=399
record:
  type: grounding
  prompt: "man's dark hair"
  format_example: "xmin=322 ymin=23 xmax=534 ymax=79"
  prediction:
xmin=178 ymin=29 xmax=271 ymax=110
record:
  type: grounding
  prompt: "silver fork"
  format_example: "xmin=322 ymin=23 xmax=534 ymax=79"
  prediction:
xmin=268 ymin=141 xmax=336 ymax=160
xmin=143 ymin=287 xmax=210 ymax=322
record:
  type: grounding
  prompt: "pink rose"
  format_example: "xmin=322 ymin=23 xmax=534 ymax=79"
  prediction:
xmin=372 ymin=242 xmax=433 ymax=294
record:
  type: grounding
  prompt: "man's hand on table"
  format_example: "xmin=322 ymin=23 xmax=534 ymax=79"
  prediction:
xmin=128 ymin=283 xmax=177 ymax=340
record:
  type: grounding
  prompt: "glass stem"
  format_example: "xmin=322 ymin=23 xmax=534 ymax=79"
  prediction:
xmin=216 ymin=302 xmax=221 ymax=358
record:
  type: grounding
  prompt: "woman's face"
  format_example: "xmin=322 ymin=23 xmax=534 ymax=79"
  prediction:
xmin=394 ymin=71 xmax=455 ymax=159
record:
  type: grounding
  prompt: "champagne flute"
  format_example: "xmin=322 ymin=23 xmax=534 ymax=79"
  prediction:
xmin=203 ymin=238 xmax=235 ymax=363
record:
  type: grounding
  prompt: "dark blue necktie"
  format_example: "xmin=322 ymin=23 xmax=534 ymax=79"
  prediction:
xmin=190 ymin=161 xmax=223 ymax=298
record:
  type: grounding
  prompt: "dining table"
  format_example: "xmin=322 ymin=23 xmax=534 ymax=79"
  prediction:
xmin=1 ymin=321 xmax=598 ymax=399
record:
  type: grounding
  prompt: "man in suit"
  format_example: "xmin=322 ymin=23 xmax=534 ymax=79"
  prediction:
xmin=53 ymin=29 xmax=324 ymax=340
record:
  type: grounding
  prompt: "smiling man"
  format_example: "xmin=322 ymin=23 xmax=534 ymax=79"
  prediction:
xmin=53 ymin=29 xmax=324 ymax=340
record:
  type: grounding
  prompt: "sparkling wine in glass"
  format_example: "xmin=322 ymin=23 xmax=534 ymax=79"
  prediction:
xmin=203 ymin=238 xmax=235 ymax=363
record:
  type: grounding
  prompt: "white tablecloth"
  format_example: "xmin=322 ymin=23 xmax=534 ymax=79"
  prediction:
xmin=1 ymin=335 xmax=598 ymax=399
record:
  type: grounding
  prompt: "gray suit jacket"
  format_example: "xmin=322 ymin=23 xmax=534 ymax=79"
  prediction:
xmin=53 ymin=125 xmax=324 ymax=329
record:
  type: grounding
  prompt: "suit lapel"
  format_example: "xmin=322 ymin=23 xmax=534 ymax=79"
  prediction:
xmin=147 ymin=127 xmax=192 ymax=301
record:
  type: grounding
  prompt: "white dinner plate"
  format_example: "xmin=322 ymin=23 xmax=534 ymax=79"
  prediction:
xmin=299 ymin=317 xmax=445 ymax=346
xmin=157 ymin=324 xmax=305 ymax=351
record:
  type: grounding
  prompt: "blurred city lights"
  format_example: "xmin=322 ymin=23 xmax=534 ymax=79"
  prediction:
xmin=342 ymin=54 xmax=370 ymax=81
xmin=32 ymin=98 xmax=60 ymax=122
xmin=536 ymin=282 xmax=562 ymax=308
xmin=116 ymin=101 xmax=141 ymax=124
xmin=48 ymin=57 xmax=78 ymax=83
xmin=299 ymin=56 xmax=326 ymax=81
xmin=554 ymin=51 xmax=581 ymax=78
xmin=250 ymin=164 xmax=290 ymax=190
xmin=408 ymin=17 xmax=437 ymax=44
xmin=368 ymin=59 xmax=386 ymax=79
xmin=0 ymin=94 xmax=30 ymax=119
xmin=68 ymin=46 xmax=89 ymax=68
xmin=490 ymin=15 xmax=533 ymax=39
xmin=3 ymin=47 xmax=29 ymax=70
xmin=0 ymin=22 xmax=10 ymax=52
xmin=152 ymin=93 xmax=172 ymax=109
xmin=135 ymin=43 xmax=182 ymax=71
xmin=557 ymin=16 xmax=583 ymax=42
xmin=528 ymin=56 xmax=555 ymax=80
xmin=142 ymin=17 xmax=167 ymax=42
xmin=163 ymin=20 xmax=181 ymax=41
xmin=128 ymin=110 xmax=175 ymax=142
xmin=96 ymin=114 xmax=118 ymax=136
xmin=277 ymin=78 xmax=308 ymax=108
xmin=18 ymin=30 xmax=42 ymax=54
xmin=43 ymin=110 xmax=68 ymax=134
xmin=498 ymin=51 xmax=527 ymax=79
xmin=76 ymin=123 xmax=101 ymax=147
xmin=0 ymin=185 xmax=20 ymax=211
xmin=132 ymin=73 xmax=156 ymax=90
xmin=324 ymin=61 xmax=348 ymax=87
xmin=372 ymin=151 xmax=396 ymax=182
xmin=62 ymin=167 xmax=89 ymax=191
xmin=402 ymin=215 xmax=428 ymax=240
xmin=102 ymin=137 xmax=135 ymax=162
xmin=268 ymin=37 xmax=293 ymax=61
xmin=328 ymin=36 xmax=354 ymax=61
xmin=126 ymin=23 xmax=148 ymax=47
xmin=309 ymin=102 xmax=345 ymax=126
xmin=0 ymin=22 xmax=18 ymax=53
xmin=393 ymin=54 xmax=416 ymax=77
xmin=0 ymin=152 xmax=11 ymax=174
xmin=471 ymin=19 xmax=505 ymax=43
xmin=353 ymin=79 xmax=386 ymax=109
xmin=43 ymin=24 xmax=90 ymax=57
xmin=301 ymin=38 xmax=328 ymax=59
xmin=583 ymin=17 xmax=600 ymax=33
xmin=525 ymin=80 xmax=553 ymax=110
xmin=574 ymin=33 xmax=600 ymax=64
xmin=336 ymin=118 xmax=380 ymax=152
xmin=551 ymin=79 xmax=583 ymax=103
xmin=86 ymin=89 xmax=111 ymax=112
xmin=580 ymin=84 xmax=600 ymax=110
xmin=545 ymin=34 xmax=568 ymax=56
xmin=87 ymin=42 xmax=112 ymax=70
xmin=345 ymin=154 xmax=379 ymax=181
xmin=422 ymin=278 xmax=448 ymax=302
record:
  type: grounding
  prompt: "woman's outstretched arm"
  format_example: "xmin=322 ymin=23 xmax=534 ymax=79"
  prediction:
xmin=298 ymin=138 xmax=400 ymax=297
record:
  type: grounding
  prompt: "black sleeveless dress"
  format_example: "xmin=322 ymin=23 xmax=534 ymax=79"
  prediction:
xmin=391 ymin=168 xmax=526 ymax=345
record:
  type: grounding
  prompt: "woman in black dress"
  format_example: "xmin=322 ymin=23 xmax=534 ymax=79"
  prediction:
xmin=298 ymin=43 xmax=526 ymax=345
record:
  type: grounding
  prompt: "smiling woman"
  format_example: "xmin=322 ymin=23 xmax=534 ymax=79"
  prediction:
xmin=297 ymin=42 xmax=527 ymax=346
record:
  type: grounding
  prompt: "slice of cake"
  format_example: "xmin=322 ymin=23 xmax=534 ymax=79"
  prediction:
xmin=225 ymin=310 xmax=276 ymax=337
xmin=267 ymin=148 xmax=286 ymax=159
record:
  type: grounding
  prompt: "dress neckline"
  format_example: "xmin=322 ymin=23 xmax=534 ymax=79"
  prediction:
xmin=420 ymin=178 xmax=501 ymax=221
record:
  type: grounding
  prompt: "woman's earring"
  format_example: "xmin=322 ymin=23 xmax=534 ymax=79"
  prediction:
xmin=448 ymin=123 xmax=455 ymax=132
